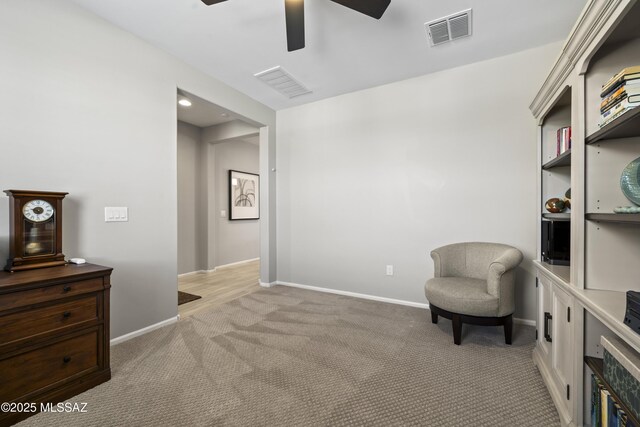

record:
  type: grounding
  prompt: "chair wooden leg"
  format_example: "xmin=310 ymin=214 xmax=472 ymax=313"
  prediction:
xmin=504 ymin=314 xmax=513 ymax=345
xmin=431 ymin=310 xmax=438 ymax=324
xmin=452 ymin=314 xmax=462 ymax=345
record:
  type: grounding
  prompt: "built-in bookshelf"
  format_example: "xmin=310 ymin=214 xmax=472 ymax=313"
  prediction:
xmin=530 ymin=1 xmax=640 ymax=425
xmin=585 ymin=356 xmax=640 ymax=426
xmin=581 ymin=4 xmax=640 ymax=425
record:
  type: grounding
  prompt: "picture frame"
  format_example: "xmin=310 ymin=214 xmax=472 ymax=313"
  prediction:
xmin=229 ymin=170 xmax=260 ymax=220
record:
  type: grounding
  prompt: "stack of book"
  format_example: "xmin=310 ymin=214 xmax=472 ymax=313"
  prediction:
xmin=600 ymin=66 xmax=640 ymax=127
xmin=557 ymin=126 xmax=571 ymax=156
xmin=591 ymin=374 xmax=633 ymax=426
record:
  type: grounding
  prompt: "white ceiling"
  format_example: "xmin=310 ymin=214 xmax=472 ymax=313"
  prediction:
xmin=70 ymin=0 xmax=587 ymax=111
xmin=177 ymin=90 xmax=238 ymax=127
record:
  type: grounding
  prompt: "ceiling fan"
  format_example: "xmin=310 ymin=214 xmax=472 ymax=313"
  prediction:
xmin=200 ymin=0 xmax=391 ymax=52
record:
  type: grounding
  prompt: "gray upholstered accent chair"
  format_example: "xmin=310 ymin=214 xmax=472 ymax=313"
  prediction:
xmin=424 ymin=242 xmax=523 ymax=345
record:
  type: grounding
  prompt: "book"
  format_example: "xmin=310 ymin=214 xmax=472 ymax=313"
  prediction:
xmin=592 ymin=374 xmax=602 ymax=427
xmin=600 ymin=99 xmax=640 ymax=127
xmin=600 ymin=76 xmax=640 ymax=98
xmin=601 ymin=93 xmax=640 ymax=114
xmin=602 ymin=388 xmax=610 ymax=426
xmin=556 ymin=126 xmax=571 ymax=156
xmin=601 ymin=85 xmax=640 ymax=111
xmin=603 ymin=77 xmax=640 ymax=98
xmin=600 ymin=106 xmax=634 ymax=128
xmin=601 ymin=66 xmax=640 ymax=96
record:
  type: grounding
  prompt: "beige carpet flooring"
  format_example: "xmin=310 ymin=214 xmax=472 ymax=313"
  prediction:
xmin=19 ymin=286 xmax=559 ymax=426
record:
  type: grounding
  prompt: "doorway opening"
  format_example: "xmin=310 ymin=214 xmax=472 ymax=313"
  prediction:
xmin=176 ymin=89 xmax=262 ymax=318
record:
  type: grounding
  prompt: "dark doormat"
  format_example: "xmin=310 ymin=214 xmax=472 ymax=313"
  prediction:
xmin=178 ymin=291 xmax=202 ymax=306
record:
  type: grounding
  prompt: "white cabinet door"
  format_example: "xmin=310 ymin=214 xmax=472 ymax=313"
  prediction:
xmin=537 ymin=273 xmax=553 ymax=363
xmin=535 ymin=271 xmax=575 ymax=425
xmin=551 ymin=284 xmax=574 ymax=417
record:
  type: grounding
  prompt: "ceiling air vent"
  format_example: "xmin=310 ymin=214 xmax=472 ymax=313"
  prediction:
xmin=425 ymin=9 xmax=472 ymax=46
xmin=254 ymin=66 xmax=311 ymax=99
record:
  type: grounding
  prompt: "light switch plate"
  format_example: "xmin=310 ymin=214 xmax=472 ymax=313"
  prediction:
xmin=105 ymin=207 xmax=128 ymax=222
xmin=221 ymin=210 xmax=227 ymax=218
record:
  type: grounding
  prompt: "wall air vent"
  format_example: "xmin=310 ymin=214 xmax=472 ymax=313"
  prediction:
xmin=254 ymin=66 xmax=311 ymax=99
xmin=425 ymin=9 xmax=472 ymax=46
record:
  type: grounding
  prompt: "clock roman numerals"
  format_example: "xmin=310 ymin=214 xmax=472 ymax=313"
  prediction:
xmin=22 ymin=199 xmax=54 ymax=223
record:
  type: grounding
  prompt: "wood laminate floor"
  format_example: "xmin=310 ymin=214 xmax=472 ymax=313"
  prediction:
xmin=178 ymin=260 xmax=260 ymax=318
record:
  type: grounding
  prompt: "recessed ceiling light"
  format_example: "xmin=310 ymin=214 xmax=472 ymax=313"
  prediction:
xmin=220 ymin=113 xmax=229 ymax=118
xmin=178 ymin=96 xmax=192 ymax=107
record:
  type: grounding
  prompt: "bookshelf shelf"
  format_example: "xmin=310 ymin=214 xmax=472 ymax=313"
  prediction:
xmin=586 ymin=213 xmax=640 ymax=224
xmin=586 ymin=107 xmax=640 ymax=144
xmin=542 ymin=149 xmax=572 ymax=170
xmin=542 ymin=212 xmax=571 ymax=221
xmin=534 ymin=260 xmax=571 ymax=285
xmin=584 ymin=356 xmax=640 ymax=426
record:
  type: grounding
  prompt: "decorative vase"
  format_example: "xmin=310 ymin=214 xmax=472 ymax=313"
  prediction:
xmin=545 ymin=198 xmax=566 ymax=213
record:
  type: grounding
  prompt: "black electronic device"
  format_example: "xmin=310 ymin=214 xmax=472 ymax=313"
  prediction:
xmin=624 ymin=291 xmax=640 ymax=334
xmin=541 ymin=220 xmax=570 ymax=265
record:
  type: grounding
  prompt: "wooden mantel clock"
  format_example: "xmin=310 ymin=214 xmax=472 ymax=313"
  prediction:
xmin=4 ymin=190 xmax=68 ymax=271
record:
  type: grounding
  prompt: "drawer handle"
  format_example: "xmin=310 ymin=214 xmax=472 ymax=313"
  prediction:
xmin=62 ymin=311 xmax=71 ymax=319
xmin=63 ymin=356 xmax=71 ymax=364
xmin=544 ymin=312 xmax=553 ymax=343
xmin=62 ymin=285 xmax=72 ymax=293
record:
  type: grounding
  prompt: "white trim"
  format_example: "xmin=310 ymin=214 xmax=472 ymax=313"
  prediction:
xmin=215 ymin=257 xmax=260 ymax=270
xmin=177 ymin=258 xmax=260 ymax=277
xmin=273 ymin=280 xmax=536 ymax=325
xmin=110 ymin=316 xmax=179 ymax=346
xmin=514 ymin=318 xmax=536 ymax=327
xmin=275 ymin=281 xmax=430 ymax=309
xmin=260 ymin=281 xmax=277 ymax=288
xmin=529 ymin=0 xmax=627 ymax=118
xmin=177 ymin=270 xmax=206 ymax=278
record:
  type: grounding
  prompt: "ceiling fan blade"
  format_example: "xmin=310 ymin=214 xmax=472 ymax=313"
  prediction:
xmin=201 ymin=0 xmax=227 ymax=5
xmin=284 ymin=0 xmax=305 ymax=52
xmin=329 ymin=0 xmax=390 ymax=19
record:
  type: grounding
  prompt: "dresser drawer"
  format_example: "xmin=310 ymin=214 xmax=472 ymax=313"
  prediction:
xmin=0 ymin=296 xmax=98 ymax=346
xmin=0 ymin=331 xmax=99 ymax=401
xmin=0 ymin=278 xmax=104 ymax=311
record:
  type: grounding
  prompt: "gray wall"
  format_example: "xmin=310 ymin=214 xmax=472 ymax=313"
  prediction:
xmin=214 ymin=140 xmax=260 ymax=267
xmin=177 ymin=122 xmax=207 ymax=274
xmin=0 ymin=0 xmax=276 ymax=339
xmin=276 ymin=43 xmax=562 ymax=321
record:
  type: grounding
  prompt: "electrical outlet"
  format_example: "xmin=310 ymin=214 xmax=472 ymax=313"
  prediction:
xmin=386 ymin=265 xmax=394 ymax=276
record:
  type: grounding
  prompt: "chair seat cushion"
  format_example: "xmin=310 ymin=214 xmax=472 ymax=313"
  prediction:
xmin=425 ymin=277 xmax=499 ymax=317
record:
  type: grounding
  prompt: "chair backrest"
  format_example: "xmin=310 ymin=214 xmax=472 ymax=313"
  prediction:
xmin=437 ymin=242 xmax=518 ymax=280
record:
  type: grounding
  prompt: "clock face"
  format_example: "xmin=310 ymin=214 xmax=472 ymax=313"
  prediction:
xmin=22 ymin=199 xmax=55 ymax=223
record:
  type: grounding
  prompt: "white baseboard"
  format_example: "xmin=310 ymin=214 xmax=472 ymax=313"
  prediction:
xmin=178 ymin=270 xmax=206 ymax=278
xmin=216 ymin=257 xmax=260 ymax=270
xmin=260 ymin=281 xmax=277 ymax=288
xmin=178 ymin=258 xmax=259 ymax=277
xmin=275 ymin=281 xmax=429 ymax=309
xmin=110 ymin=316 xmax=179 ymax=346
xmin=514 ymin=318 xmax=536 ymax=327
xmin=273 ymin=280 xmax=535 ymax=325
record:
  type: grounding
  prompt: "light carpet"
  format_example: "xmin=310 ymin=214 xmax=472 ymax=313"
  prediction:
xmin=19 ymin=286 xmax=559 ymax=426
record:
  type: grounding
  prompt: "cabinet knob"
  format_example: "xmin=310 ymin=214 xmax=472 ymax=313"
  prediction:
xmin=63 ymin=356 xmax=71 ymax=364
xmin=62 ymin=311 xmax=71 ymax=319
xmin=62 ymin=286 xmax=71 ymax=293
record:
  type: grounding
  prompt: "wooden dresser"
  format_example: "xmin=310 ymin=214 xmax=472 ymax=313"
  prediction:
xmin=0 ymin=263 xmax=112 ymax=426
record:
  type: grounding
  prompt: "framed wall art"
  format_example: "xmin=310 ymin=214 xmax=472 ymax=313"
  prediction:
xmin=229 ymin=170 xmax=260 ymax=220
